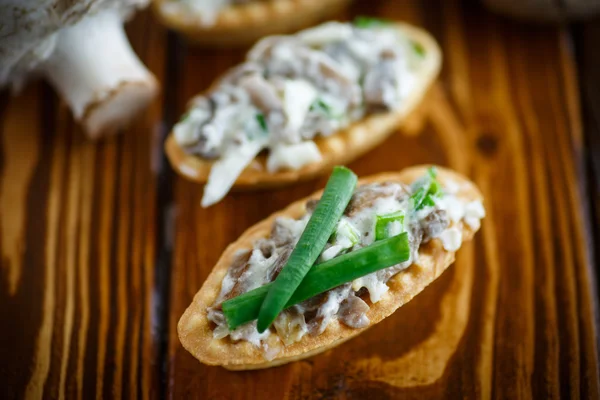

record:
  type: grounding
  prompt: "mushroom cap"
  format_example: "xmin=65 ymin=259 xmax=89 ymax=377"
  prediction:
xmin=0 ymin=0 xmax=149 ymax=89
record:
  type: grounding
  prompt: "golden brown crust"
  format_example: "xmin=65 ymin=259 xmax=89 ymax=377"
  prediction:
xmin=177 ymin=166 xmax=483 ymax=370
xmin=165 ymin=23 xmax=442 ymax=188
xmin=152 ymin=0 xmax=351 ymax=47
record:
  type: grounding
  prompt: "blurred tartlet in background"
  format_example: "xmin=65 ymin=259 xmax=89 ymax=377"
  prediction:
xmin=152 ymin=0 xmax=352 ymax=46
xmin=165 ymin=20 xmax=442 ymax=206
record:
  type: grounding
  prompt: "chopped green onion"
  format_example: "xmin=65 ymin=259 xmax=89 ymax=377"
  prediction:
xmin=256 ymin=113 xmax=268 ymax=132
xmin=410 ymin=167 xmax=443 ymax=211
xmin=311 ymin=99 xmax=331 ymax=113
xmin=429 ymin=180 xmax=441 ymax=195
xmin=421 ymin=194 xmax=436 ymax=209
xmin=310 ymin=98 xmax=342 ymax=120
xmin=428 ymin=166 xmax=438 ymax=179
xmin=334 ymin=219 xmax=360 ymax=247
xmin=179 ymin=110 xmax=192 ymax=123
xmin=246 ymin=113 xmax=269 ymax=140
xmin=223 ymin=233 xmax=410 ymax=330
xmin=375 ymin=211 xmax=405 ymax=241
xmin=354 ymin=16 xmax=391 ymax=29
xmin=410 ymin=186 xmax=429 ymax=211
xmin=256 ymin=166 xmax=358 ymax=332
xmin=412 ymin=41 xmax=426 ymax=58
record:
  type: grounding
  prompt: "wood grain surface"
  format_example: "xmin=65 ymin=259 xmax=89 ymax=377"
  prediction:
xmin=0 ymin=0 xmax=599 ymax=399
xmin=575 ymin=17 xmax=600 ymax=310
xmin=0 ymin=12 xmax=167 ymax=400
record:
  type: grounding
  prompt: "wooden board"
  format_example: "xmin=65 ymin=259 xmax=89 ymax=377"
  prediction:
xmin=0 ymin=11 xmax=167 ymax=400
xmin=0 ymin=0 xmax=598 ymax=399
xmin=575 ymin=18 xmax=600 ymax=293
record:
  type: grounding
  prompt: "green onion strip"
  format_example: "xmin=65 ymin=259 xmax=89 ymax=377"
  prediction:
xmin=256 ymin=166 xmax=358 ymax=332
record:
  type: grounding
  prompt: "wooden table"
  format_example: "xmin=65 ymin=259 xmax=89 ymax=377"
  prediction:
xmin=1 ymin=0 xmax=599 ymax=398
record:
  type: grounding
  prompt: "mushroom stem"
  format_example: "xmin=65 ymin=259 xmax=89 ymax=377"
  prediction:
xmin=42 ymin=8 xmax=158 ymax=138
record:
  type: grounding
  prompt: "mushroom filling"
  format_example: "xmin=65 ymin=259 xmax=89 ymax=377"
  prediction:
xmin=173 ymin=21 xmax=426 ymax=206
xmin=162 ymin=0 xmax=271 ymax=26
xmin=207 ymin=176 xmax=485 ymax=358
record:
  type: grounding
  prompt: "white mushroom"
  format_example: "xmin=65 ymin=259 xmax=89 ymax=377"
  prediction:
xmin=0 ymin=0 xmax=158 ymax=138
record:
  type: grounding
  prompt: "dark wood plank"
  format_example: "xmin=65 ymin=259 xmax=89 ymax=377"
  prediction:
xmin=574 ymin=15 xmax=600 ymax=399
xmin=575 ymin=15 xmax=600 ymax=304
xmin=0 ymin=10 xmax=167 ymax=400
xmin=166 ymin=0 xmax=600 ymax=399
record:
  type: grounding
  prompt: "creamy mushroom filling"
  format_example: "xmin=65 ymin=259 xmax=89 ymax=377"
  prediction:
xmin=173 ymin=21 xmax=426 ymax=206
xmin=207 ymin=176 xmax=485 ymax=358
xmin=163 ymin=0 xmax=270 ymax=26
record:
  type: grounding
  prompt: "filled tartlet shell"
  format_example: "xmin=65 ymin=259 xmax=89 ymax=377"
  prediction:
xmin=165 ymin=23 xmax=442 ymax=188
xmin=177 ymin=166 xmax=483 ymax=370
xmin=153 ymin=0 xmax=351 ymax=47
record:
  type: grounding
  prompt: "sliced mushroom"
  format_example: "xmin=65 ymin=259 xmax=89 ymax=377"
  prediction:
xmin=218 ymin=250 xmax=252 ymax=301
xmin=255 ymin=238 xmax=276 ymax=258
xmin=248 ymin=36 xmax=292 ymax=63
xmin=176 ymin=97 xmax=222 ymax=158
xmin=270 ymin=218 xmax=296 ymax=247
xmin=286 ymin=47 xmax=361 ymax=107
xmin=315 ymin=54 xmax=361 ymax=106
xmin=345 ymin=182 xmax=408 ymax=217
xmin=239 ymin=74 xmax=283 ymax=113
xmin=338 ymin=294 xmax=370 ymax=328
xmin=266 ymin=245 xmax=293 ymax=281
xmin=322 ymin=41 xmax=365 ymax=81
xmin=421 ymin=209 xmax=449 ymax=242
xmin=305 ymin=284 xmax=351 ymax=335
xmin=219 ymin=62 xmax=264 ymax=86
xmin=363 ymin=57 xmax=401 ymax=111
xmin=300 ymin=110 xmax=338 ymax=140
xmin=305 ymin=199 xmax=319 ymax=213
xmin=273 ymin=310 xmax=308 ymax=346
